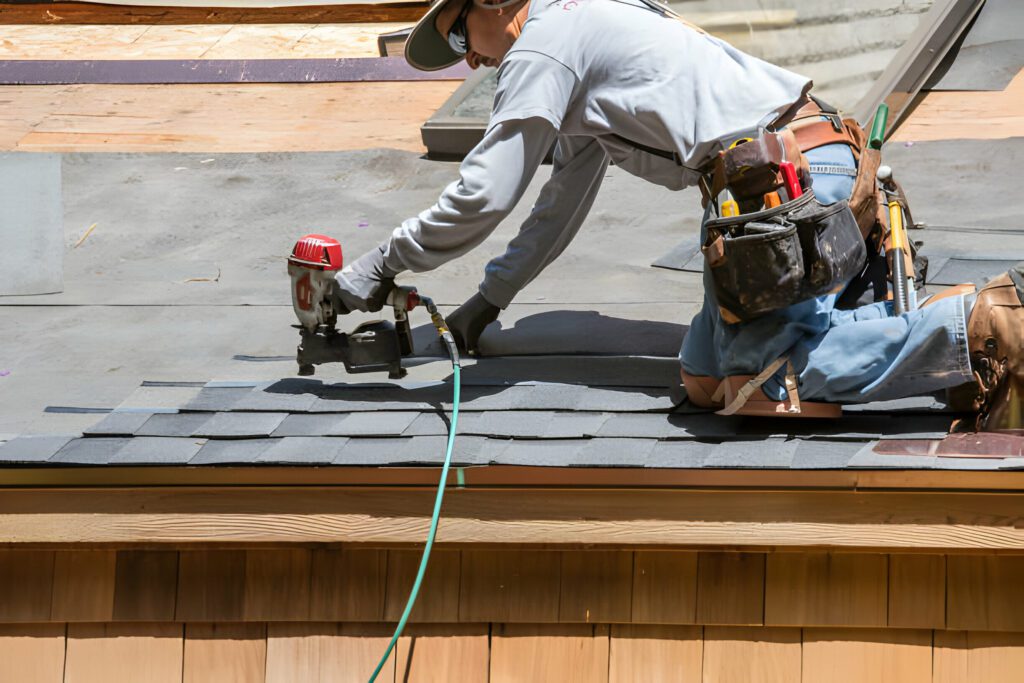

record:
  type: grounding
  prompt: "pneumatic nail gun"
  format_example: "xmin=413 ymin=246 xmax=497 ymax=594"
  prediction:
xmin=288 ymin=234 xmax=421 ymax=379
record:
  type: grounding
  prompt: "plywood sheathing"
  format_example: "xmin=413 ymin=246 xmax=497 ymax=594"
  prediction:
xmin=0 ymin=2 xmax=427 ymax=24
xmin=0 ymin=82 xmax=460 ymax=153
xmin=892 ymin=68 xmax=1024 ymax=142
xmin=0 ymin=23 xmax=409 ymax=60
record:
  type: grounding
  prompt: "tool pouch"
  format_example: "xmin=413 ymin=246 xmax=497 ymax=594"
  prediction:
xmin=702 ymin=190 xmax=866 ymax=323
xmin=702 ymin=130 xmax=809 ymax=209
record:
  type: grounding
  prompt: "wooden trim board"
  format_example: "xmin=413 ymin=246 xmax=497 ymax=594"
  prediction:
xmin=2 ymin=487 xmax=1024 ymax=551
xmin=4 ymin=464 xmax=1024 ymax=490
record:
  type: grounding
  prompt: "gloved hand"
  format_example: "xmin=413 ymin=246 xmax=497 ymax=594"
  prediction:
xmin=333 ymin=244 xmax=397 ymax=313
xmin=446 ymin=291 xmax=500 ymax=355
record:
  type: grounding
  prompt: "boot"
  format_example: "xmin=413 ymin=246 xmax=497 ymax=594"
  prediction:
xmin=966 ymin=264 xmax=1024 ymax=431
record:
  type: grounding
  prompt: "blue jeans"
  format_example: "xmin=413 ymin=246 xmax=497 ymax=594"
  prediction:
xmin=680 ymin=139 xmax=974 ymax=403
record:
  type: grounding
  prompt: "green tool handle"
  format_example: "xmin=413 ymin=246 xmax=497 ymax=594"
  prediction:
xmin=869 ymin=103 xmax=889 ymax=150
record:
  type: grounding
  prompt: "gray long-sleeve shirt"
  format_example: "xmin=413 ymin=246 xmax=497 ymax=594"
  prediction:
xmin=382 ymin=0 xmax=811 ymax=308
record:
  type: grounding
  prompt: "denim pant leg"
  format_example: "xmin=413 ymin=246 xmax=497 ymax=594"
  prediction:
xmin=680 ymin=140 xmax=854 ymax=382
xmin=679 ymin=139 xmax=974 ymax=402
xmin=793 ymin=297 xmax=974 ymax=402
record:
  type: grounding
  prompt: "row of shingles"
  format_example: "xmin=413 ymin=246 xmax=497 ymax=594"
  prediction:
xmin=0 ymin=379 xmax=963 ymax=468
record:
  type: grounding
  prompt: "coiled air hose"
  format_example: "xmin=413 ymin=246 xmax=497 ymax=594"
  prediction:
xmin=367 ymin=296 xmax=460 ymax=683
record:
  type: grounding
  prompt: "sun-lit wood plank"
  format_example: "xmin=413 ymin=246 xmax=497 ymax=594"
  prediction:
xmin=0 ymin=624 xmax=66 ymax=683
xmin=802 ymin=628 xmax=931 ymax=683
xmin=491 ymin=624 xmax=610 ymax=683
xmin=702 ymin=626 xmax=800 ymax=683
xmin=65 ymin=623 xmax=184 ymax=683
xmin=892 ymin=69 xmax=1024 ymax=142
xmin=2 ymin=82 xmax=459 ymax=154
xmin=609 ymin=624 xmax=702 ymax=683
xmin=934 ymin=630 xmax=1024 ymax=683
xmin=396 ymin=623 xmax=490 ymax=683
xmin=183 ymin=623 xmax=267 ymax=683
xmin=266 ymin=622 xmax=396 ymax=683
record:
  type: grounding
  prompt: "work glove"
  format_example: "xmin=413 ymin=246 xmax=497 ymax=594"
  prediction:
xmin=333 ymin=243 xmax=397 ymax=313
xmin=446 ymin=291 xmax=500 ymax=355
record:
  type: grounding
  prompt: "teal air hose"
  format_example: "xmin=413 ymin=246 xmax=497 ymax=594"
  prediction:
xmin=367 ymin=297 xmax=460 ymax=683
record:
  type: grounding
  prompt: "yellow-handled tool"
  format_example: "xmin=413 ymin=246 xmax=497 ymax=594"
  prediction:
xmin=887 ymin=199 xmax=914 ymax=315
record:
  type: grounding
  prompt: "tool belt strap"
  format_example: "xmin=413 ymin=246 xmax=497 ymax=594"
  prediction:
xmin=716 ymin=355 xmax=803 ymax=416
xmin=790 ymin=119 xmax=861 ymax=155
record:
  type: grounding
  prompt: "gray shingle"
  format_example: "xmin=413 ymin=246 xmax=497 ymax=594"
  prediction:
xmin=193 ymin=412 xmax=288 ymax=438
xmin=597 ymin=413 xmax=688 ymax=439
xmin=232 ymin=386 xmax=319 ymax=412
xmin=790 ymin=440 xmax=866 ymax=469
xmin=184 ymin=386 xmax=254 ymax=411
xmin=574 ymin=386 xmax=673 ymax=412
xmin=543 ymin=412 xmax=610 ymax=438
xmin=116 ymin=385 xmax=203 ymax=411
xmin=499 ymin=439 xmax=590 ymax=467
xmin=647 ymin=440 xmax=713 ymax=468
xmin=109 ymin=437 xmax=206 ymax=464
xmin=576 ymin=438 xmax=658 ymax=466
xmin=84 ymin=411 xmax=154 ymax=436
xmin=51 ymin=437 xmax=131 ymax=464
xmin=0 ymin=435 xmax=75 ymax=463
xmin=327 ymin=411 xmax=421 ymax=437
xmin=136 ymin=412 xmax=214 ymax=437
xmin=508 ymin=384 xmax=587 ymax=410
xmin=272 ymin=413 xmax=348 ymax=437
xmin=457 ymin=411 xmax=555 ymax=438
xmin=191 ymin=438 xmax=276 ymax=464
xmin=704 ymin=439 xmax=799 ymax=468
xmin=932 ymin=457 xmax=1011 ymax=470
xmin=847 ymin=442 xmax=938 ymax=469
xmin=258 ymin=437 xmax=348 ymax=464
xmin=402 ymin=413 xmax=449 ymax=436
xmin=334 ymin=437 xmax=416 ymax=466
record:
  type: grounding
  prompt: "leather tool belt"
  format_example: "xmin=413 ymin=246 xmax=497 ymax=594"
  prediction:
xmin=702 ymin=189 xmax=867 ymax=324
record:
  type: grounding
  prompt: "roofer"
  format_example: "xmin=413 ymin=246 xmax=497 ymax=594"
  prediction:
xmin=334 ymin=0 xmax=1023 ymax=428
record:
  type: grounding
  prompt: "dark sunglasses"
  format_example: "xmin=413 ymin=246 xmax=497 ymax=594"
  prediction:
xmin=447 ymin=0 xmax=473 ymax=55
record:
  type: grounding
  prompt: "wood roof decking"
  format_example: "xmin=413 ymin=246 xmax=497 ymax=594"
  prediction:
xmin=0 ymin=1 xmax=428 ymax=24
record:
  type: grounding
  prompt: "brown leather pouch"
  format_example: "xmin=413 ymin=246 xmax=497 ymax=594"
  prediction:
xmin=707 ymin=130 xmax=808 ymax=207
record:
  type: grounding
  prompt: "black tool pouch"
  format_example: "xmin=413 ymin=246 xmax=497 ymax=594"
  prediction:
xmin=702 ymin=191 xmax=866 ymax=323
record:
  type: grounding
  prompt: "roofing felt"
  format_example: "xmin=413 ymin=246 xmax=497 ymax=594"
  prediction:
xmin=2 ymin=136 xmax=1023 ymax=471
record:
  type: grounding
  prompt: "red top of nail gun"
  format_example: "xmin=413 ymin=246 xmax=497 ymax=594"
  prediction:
xmin=289 ymin=234 xmax=343 ymax=271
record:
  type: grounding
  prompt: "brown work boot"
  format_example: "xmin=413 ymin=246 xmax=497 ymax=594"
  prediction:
xmin=966 ymin=265 xmax=1024 ymax=431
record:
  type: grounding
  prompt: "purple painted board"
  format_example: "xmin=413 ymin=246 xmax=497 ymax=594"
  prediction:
xmin=0 ymin=57 xmax=470 ymax=85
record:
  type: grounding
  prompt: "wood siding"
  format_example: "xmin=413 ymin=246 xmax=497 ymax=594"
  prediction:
xmin=2 ymin=548 xmax=1024 ymax=632
xmin=4 ymin=623 xmax=1024 ymax=682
